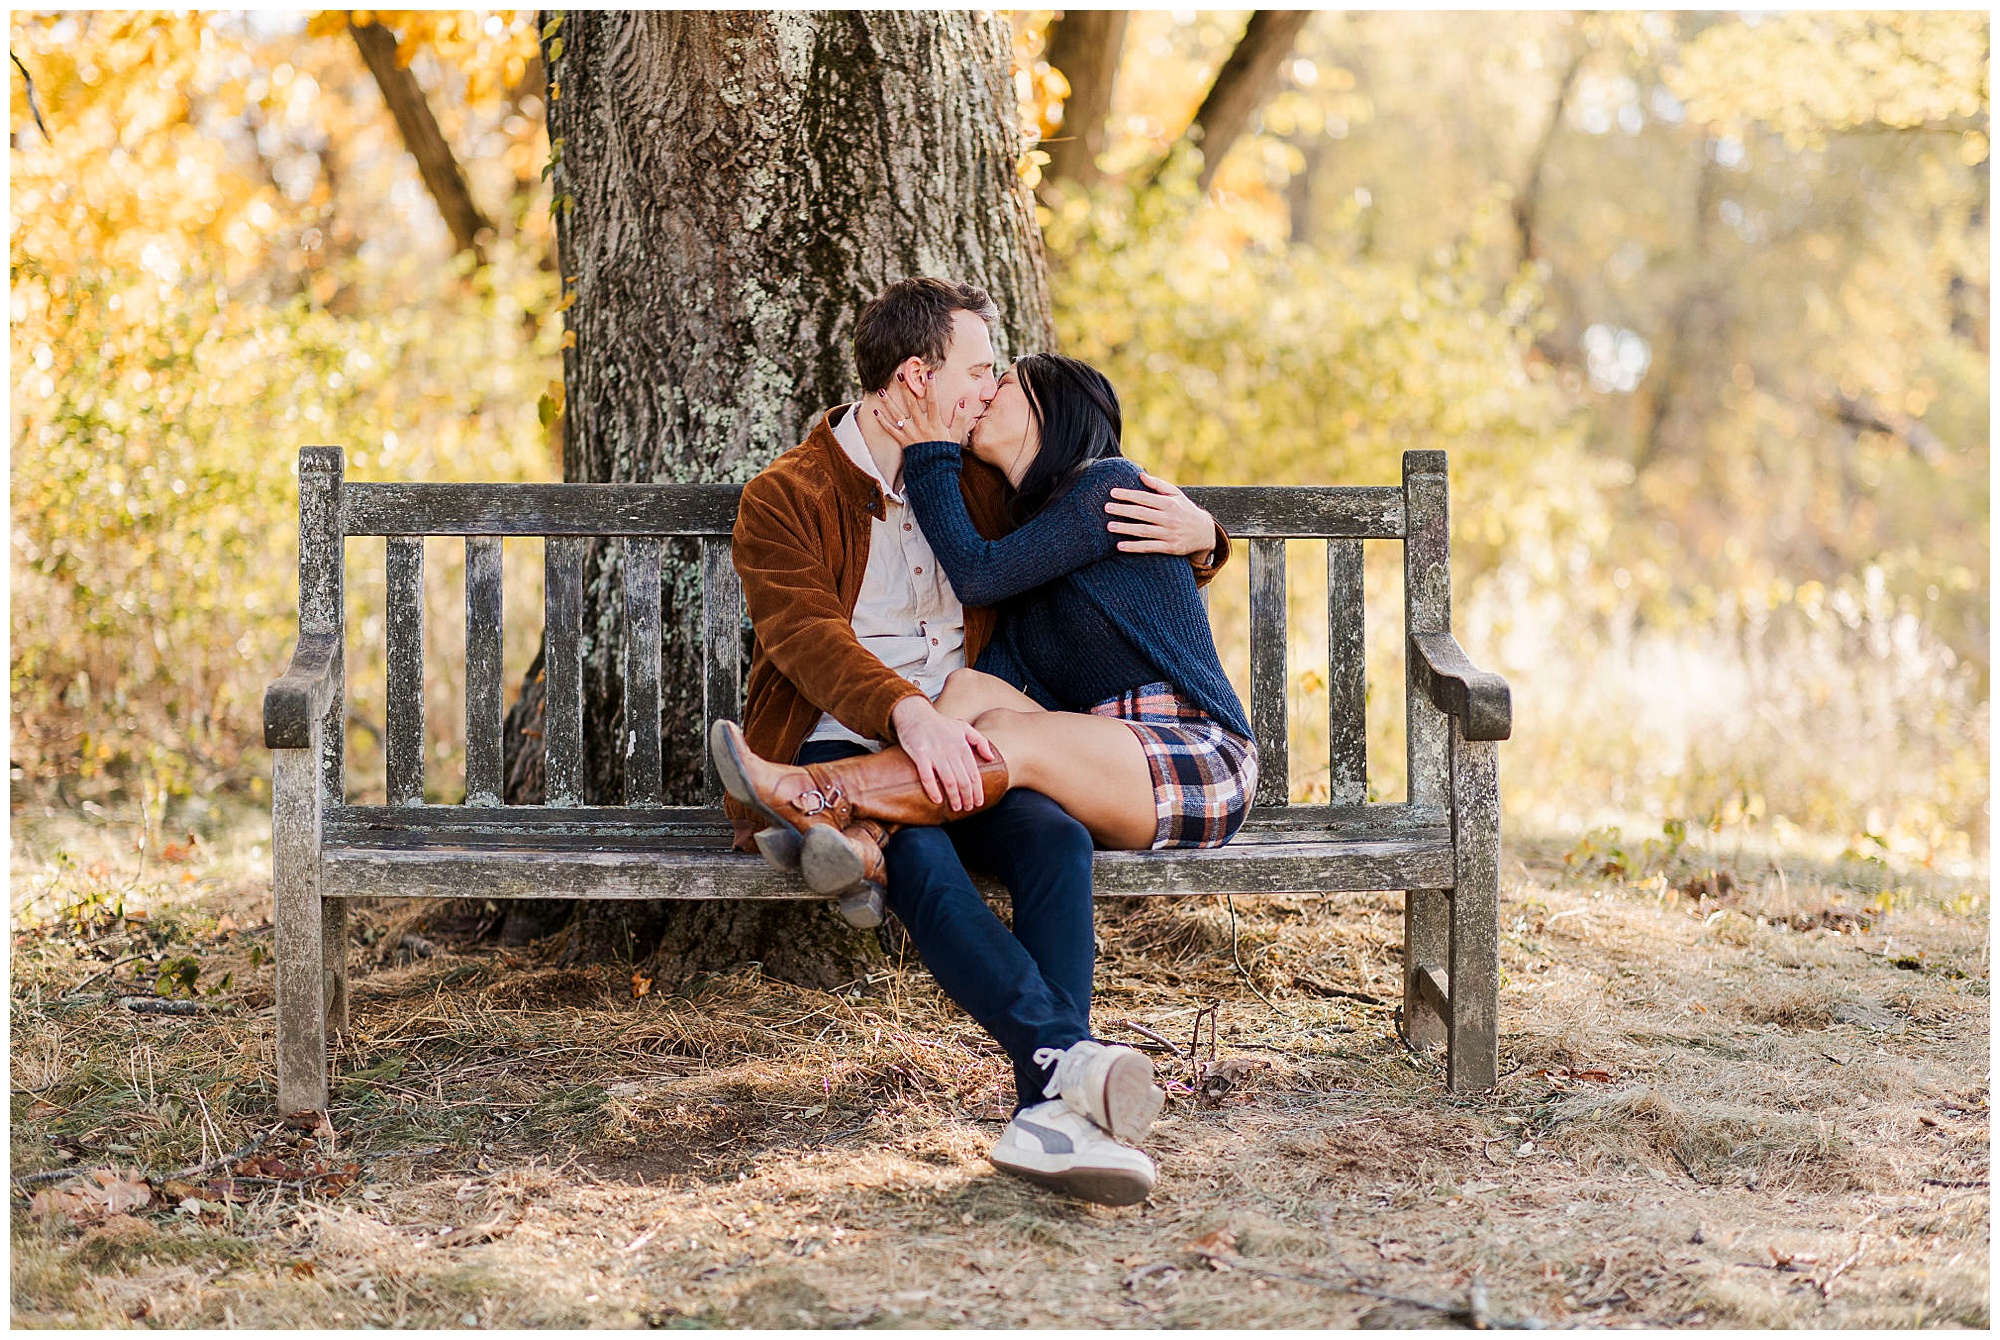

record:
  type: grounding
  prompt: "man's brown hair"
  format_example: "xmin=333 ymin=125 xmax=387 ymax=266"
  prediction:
xmin=853 ymin=277 xmax=999 ymax=395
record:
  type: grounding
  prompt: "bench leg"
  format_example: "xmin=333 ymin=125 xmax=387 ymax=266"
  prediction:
xmin=322 ymin=899 xmax=349 ymax=1039
xmin=1402 ymin=888 xmax=1450 ymax=1051
xmin=1446 ymin=733 xmax=1500 ymax=1093
xmin=273 ymin=749 xmax=328 ymax=1115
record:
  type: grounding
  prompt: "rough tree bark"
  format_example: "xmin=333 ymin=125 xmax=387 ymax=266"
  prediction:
xmin=493 ymin=10 xmax=1055 ymax=988
xmin=1038 ymin=10 xmax=1128 ymax=191
xmin=349 ymin=20 xmax=494 ymax=262
xmin=1183 ymin=11 xmax=1313 ymax=193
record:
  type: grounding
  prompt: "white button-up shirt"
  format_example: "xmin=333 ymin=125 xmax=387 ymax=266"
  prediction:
xmin=807 ymin=404 xmax=968 ymax=749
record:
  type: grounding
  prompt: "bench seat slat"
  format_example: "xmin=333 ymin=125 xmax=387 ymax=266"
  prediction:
xmin=323 ymin=801 xmax=1446 ymax=844
xmin=319 ymin=836 xmax=1453 ymax=901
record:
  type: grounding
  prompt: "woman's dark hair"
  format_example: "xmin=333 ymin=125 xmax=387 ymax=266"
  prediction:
xmin=1007 ymin=353 xmax=1124 ymax=523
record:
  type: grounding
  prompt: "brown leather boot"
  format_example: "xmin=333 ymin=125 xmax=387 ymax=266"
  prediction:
xmin=800 ymin=817 xmax=894 ymax=898
xmin=710 ymin=721 xmax=1008 ymax=872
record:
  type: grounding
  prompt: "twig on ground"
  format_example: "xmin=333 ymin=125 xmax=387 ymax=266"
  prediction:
xmin=11 ymin=1124 xmax=281 ymax=1192
xmin=1920 ymin=1177 xmax=1987 ymax=1189
xmin=1222 ymin=895 xmax=1288 ymax=1016
xmin=1815 ymin=1236 xmax=1868 ymax=1297
xmin=64 ymin=954 xmax=146 ymax=997
xmin=1119 ymin=1020 xmax=1187 ymax=1057
xmin=1192 ymin=1244 xmax=1543 ymax=1329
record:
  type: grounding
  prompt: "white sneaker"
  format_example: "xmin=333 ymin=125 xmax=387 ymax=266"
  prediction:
xmin=987 ymin=1100 xmax=1156 ymax=1206
xmin=1033 ymin=1040 xmax=1165 ymax=1143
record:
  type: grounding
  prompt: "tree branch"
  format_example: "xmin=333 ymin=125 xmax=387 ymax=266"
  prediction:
xmin=1516 ymin=45 xmax=1586 ymax=268
xmin=348 ymin=19 xmax=493 ymax=263
xmin=11 ymin=51 xmax=50 ymax=143
xmin=1038 ymin=10 xmax=1128 ymax=191
xmin=1182 ymin=11 xmax=1314 ymax=194
xmin=1828 ymin=390 xmax=1947 ymax=464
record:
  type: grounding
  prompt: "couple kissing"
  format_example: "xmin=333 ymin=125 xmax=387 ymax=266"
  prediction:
xmin=709 ymin=277 xmax=1257 ymax=1205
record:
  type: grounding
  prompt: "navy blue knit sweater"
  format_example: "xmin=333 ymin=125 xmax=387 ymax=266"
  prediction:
xmin=901 ymin=442 xmax=1253 ymax=742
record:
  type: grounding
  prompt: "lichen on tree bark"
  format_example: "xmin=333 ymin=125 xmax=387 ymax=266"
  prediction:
xmin=493 ymin=10 xmax=1054 ymax=985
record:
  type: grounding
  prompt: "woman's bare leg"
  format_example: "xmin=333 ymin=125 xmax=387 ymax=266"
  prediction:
xmin=933 ymin=667 xmax=1046 ymax=722
xmin=967 ymin=707 xmax=1157 ymax=850
xmin=931 ymin=669 xmax=1157 ymax=849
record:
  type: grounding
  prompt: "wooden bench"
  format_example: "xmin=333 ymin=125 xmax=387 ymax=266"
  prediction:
xmin=264 ymin=446 xmax=1511 ymax=1115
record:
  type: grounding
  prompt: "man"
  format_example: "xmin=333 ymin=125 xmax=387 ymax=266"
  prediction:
xmin=725 ymin=278 xmax=1228 ymax=1205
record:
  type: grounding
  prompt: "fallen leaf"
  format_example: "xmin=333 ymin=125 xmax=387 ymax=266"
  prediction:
xmin=632 ymin=969 xmax=653 ymax=999
xmin=28 ymin=1170 xmax=153 ymax=1221
xmin=1186 ymin=1228 xmax=1238 ymax=1261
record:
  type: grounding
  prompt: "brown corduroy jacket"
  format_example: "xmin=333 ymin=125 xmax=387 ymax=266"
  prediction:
xmin=726 ymin=406 xmax=1229 ymax=848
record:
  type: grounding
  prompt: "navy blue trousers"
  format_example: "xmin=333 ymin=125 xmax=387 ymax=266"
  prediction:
xmin=797 ymin=739 xmax=1096 ymax=1108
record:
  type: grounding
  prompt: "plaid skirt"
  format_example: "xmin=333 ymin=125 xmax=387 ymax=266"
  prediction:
xmin=1088 ymin=682 xmax=1258 ymax=849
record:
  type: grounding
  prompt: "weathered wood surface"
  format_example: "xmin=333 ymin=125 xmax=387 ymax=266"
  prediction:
xmin=622 ymin=538 xmax=664 ymax=806
xmin=463 ymin=537 xmax=505 ymax=805
xmin=1326 ymin=538 xmax=1368 ymax=805
xmin=272 ymin=744 xmax=327 ymax=1115
xmin=385 ymin=536 xmax=425 ymax=805
xmin=320 ymin=835 xmax=1454 ymax=901
xmin=1248 ymin=538 xmax=1289 ymax=806
xmin=1402 ymin=886 xmax=1451 ymax=1051
xmin=342 ymin=482 xmax=1405 ymax=541
xmin=1414 ymin=961 xmax=1452 ymax=1027
xmin=263 ymin=632 xmax=341 ymax=751
xmin=345 ymin=482 xmax=744 ymax=537
xmin=542 ymin=536 xmax=585 ymax=807
xmin=1402 ymin=451 xmax=1450 ymax=812
xmin=1447 ymin=729 xmax=1501 ymax=1092
xmin=1410 ymin=631 xmax=1513 ymax=742
xmin=299 ymin=448 xmax=346 ymax=810
xmin=700 ymin=536 xmax=743 ymax=804
xmin=322 ymin=801 xmax=1448 ymax=845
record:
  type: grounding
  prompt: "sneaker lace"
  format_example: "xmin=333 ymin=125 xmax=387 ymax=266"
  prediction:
xmin=1033 ymin=1044 xmax=1075 ymax=1099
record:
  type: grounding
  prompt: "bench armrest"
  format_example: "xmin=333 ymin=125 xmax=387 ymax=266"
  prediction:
xmin=264 ymin=632 xmax=341 ymax=749
xmin=1409 ymin=633 xmax=1511 ymax=742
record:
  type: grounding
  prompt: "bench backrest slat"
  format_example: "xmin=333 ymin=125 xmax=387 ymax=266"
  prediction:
xmin=700 ymin=536 xmax=745 ymax=805
xmin=542 ymin=536 xmax=587 ymax=807
xmin=385 ymin=536 xmax=426 ymax=805
xmin=623 ymin=538 xmax=665 ymax=806
xmin=1326 ymin=537 xmax=1368 ymax=806
xmin=1247 ymin=538 xmax=1289 ymax=807
xmin=339 ymin=482 xmax=1407 ymax=540
xmin=1402 ymin=452 xmax=1451 ymax=811
xmin=464 ymin=537 xmax=506 ymax=805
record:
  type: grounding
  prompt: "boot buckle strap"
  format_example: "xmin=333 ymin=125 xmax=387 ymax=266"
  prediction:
xmin=791 ymin=784 xmax=845 ymax=818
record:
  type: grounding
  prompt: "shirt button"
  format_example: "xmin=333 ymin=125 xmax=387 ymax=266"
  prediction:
xmin=903 ymin=523 xmax=912 ymax=531
xmin=914 ymin=566 xmax=923 ymax=575
xmin=931 ymin=637 xmax=939 ymax=645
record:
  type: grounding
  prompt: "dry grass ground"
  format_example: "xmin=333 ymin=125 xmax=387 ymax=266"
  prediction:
xmin=10 ymin=796 xmax=1988 ymax=1329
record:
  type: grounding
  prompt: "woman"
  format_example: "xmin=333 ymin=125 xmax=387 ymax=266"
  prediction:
xmin=713 ymin=352 xmax=1257 ymax=890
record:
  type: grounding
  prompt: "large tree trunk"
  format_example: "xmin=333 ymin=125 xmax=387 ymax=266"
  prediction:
xmin=494 ymin=11 xmax=1054 ymax=987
